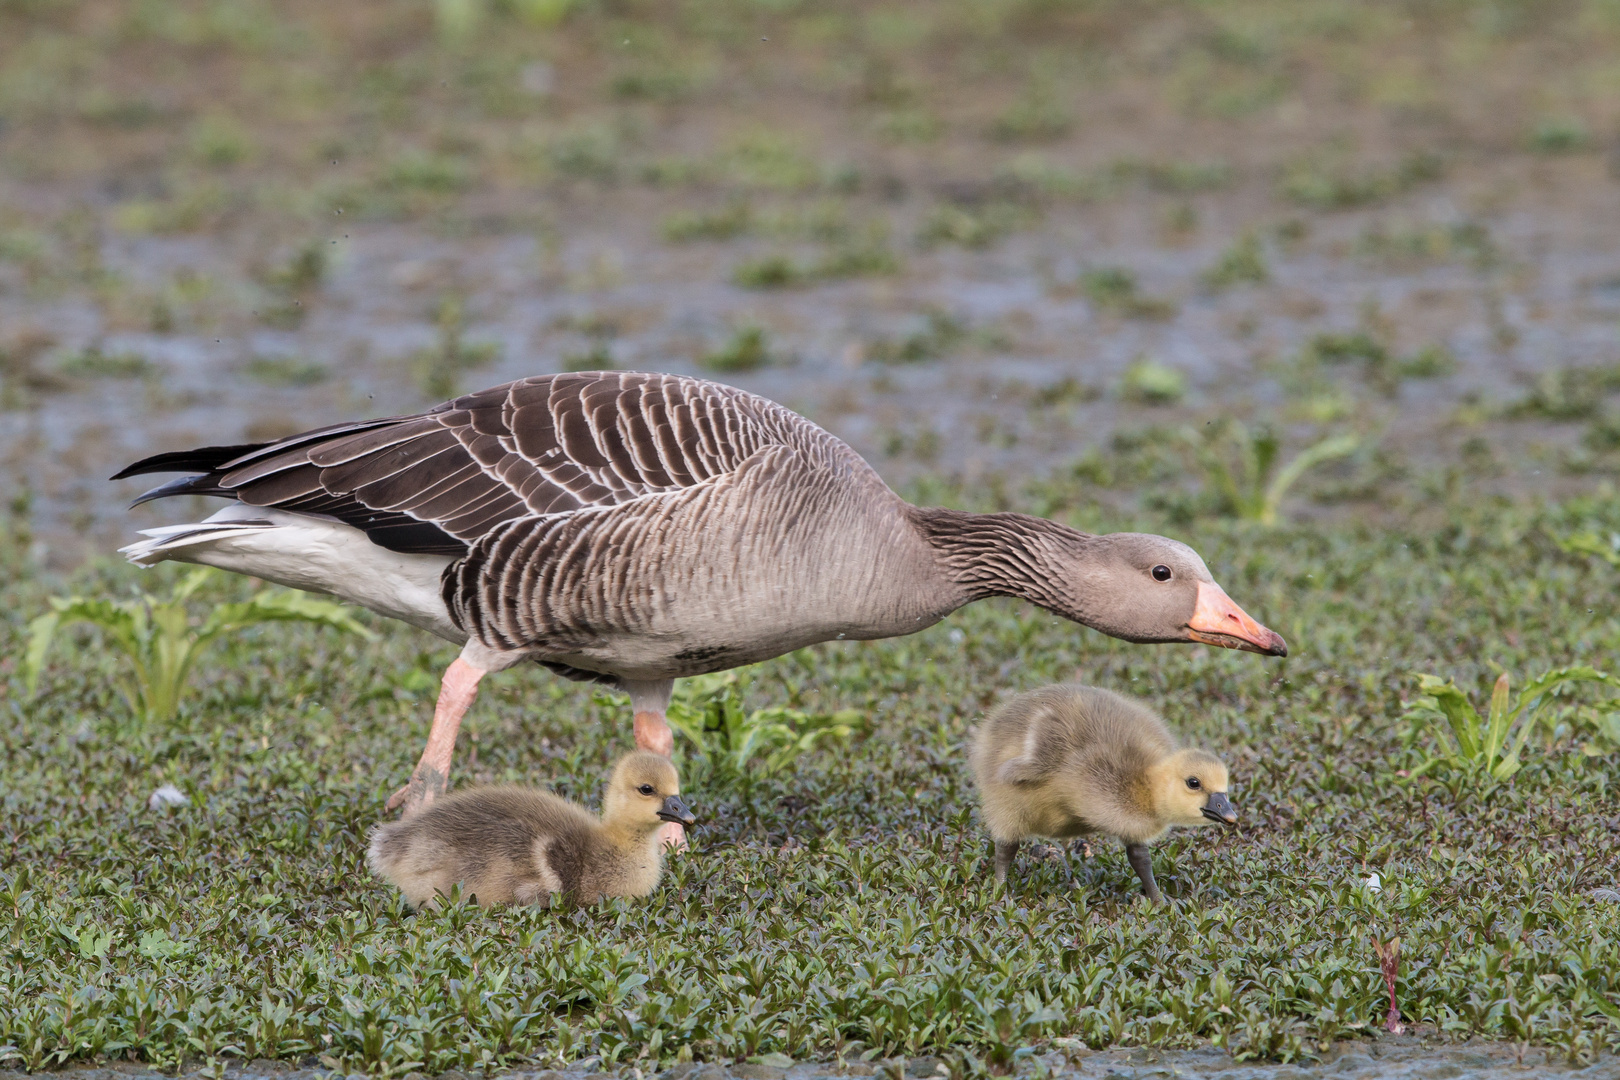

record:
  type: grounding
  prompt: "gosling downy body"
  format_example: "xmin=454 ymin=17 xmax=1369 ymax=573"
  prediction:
xmin=366 ymin=750 xmax=696 ymax=908
xmin=970 ymin=683 xmax=1236 ymax=901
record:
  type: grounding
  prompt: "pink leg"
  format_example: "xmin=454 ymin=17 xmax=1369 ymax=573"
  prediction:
xmin=387 ymin=657 xmax=486 ymax=818
xmin=633 ymin=708 xmax=686 ymax=851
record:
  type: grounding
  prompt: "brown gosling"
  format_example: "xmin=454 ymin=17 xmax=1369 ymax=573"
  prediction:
xmin=366 ymin=751 xmax=697 ymax=909
xmin=970 ymin=683 xmax=1236 ymax=901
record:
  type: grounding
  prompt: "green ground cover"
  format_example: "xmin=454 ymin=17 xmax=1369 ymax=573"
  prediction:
xmin=4 ymin=481 xmax=1620 ymax=1072
xmin=4 ymin=0 xmax=1620 ymax=1072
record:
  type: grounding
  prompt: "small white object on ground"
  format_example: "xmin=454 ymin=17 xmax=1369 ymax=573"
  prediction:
xmin=1363 ymin=871 xmax=1382 ymax=893
xmin=147 ymin=784 xmax=189 ymax=810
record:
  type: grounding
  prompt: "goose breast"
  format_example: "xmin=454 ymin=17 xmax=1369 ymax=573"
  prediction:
xmin=449 ymin=440 xmax=954 ymax=680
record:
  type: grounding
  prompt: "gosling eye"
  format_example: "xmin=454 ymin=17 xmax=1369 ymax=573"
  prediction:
xmin=1185 ymin=777 xmax=1201 ymax=790
xmin=637 ymin=784 xmax=655 ymax=796
xmin=1152 ymin=564 xmax=1173 ymax=582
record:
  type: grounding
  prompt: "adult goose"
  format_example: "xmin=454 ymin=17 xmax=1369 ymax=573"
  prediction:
xmin=114 ymin=371 xmax=1287 ymax=838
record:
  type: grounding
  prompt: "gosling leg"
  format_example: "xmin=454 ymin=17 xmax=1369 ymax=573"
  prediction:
xmin=1125 ymin=842 xmax=1164 ymax=902
xmin=993 ymin=839 xmax=1019 ymax=883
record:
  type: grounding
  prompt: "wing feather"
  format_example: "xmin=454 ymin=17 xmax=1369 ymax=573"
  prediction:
xmin=118 ymin=371 xmax=862 ymax=556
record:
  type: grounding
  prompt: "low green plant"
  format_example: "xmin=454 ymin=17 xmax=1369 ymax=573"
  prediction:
xmin=1570 ymin=703 xmax=1620 ymax=757
xmin=187 ymin=113 xmax=253 ymax=168
xmin=1119 ymin=359 xmax=1187 ymax=406
xmin=1306 ymin=333 xmax=1456 ymax=396
xmin=561 ymin=340 xmax=616 ymax=372
xmin=1078 ymin=267 xmax=1177 ymax=320
xmin=731 ymin=254 xmax=805 ymax=289
xmin=699 ymin=327 xmax=772 ymax=373
xmin=1557 ymin=529 xmax=1620 ymax=568
xmin=665 ymin=670 xmax=864 ymax=786
xmin=916 ymin=203 xmax=1033 ymax=250
xmin=1200 ymin=233 xmax=1268 ymax=289
xmin=1402 ymin=667 xmax=1618 ymax=781
xmin=1529 ymin=116 xmax=1590 ymax=154
xmin=815 ymin=242 xmax=900 ymax=280
xmin=989 ymin=89 xmax=1072 ymax=143
xmin=1279 ymin=151 xmax=1442 ymax=210
xmin=732 ymin=245 xmax=899 ymax=290
xmin=867 ymin=309 xmax=965 ymax=365
xmin=244 ymin=355 xmax=328 ymax=386
xmin=58 ymin=347 xmax=154 ymax=379
xmin=1506 ymin=367 xmax=1620 ymax=422
xmin=662 ymin=202 xmax=752 ymax=243
xmin=412 ymin=294 xmax=500 ymax=400
xmin=1186 ymin=421 xmax=1359 ymax=525
xmin=25 ymin=568 xmax=372 ymax=723
xmin=263 ymin=239 xmax=328 ymax=294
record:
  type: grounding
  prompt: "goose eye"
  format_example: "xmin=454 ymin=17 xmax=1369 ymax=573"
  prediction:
xmin=637 ymin=784 xmax=655 ymax=796
xmin=1185 ymin=777 xmax=1201 ymax=790
xmin=1152 ymin=564 xmax=1173 ymax=582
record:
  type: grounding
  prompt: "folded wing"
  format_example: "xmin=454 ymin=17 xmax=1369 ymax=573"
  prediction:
xmin=113 ymin=372 xmax=837 ymax=557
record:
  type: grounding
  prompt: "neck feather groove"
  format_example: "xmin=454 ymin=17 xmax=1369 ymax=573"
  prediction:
xmin=906 ymin=506 xmax=1095 ymax=613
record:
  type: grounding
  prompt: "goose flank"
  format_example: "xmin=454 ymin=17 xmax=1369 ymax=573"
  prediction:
xmin=366 ymin=750 xmax=697 ymax=908
xmin=971 ymin=683 xmax=1237 ymax=901
xmin=113 ymin=371 xmax=1286 ymax=835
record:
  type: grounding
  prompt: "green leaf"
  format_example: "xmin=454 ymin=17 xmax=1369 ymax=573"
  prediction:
xmin=77 ymin=925 xmax=114 ymax=959
xmin=171 ymin=567 xmax=216 ymax=603
xmin=1259 ymin=433 xmax=1358 ymax=526
xmin=1483 ymin=671 xmax=1512 ymax=763
xmin=1557 ymin=530 xmax=1620 ymax=567
xmin=200 ymin=589 xmax=374 ymax=642
xmin=1412 ymin=674 xmax=1482 ymax=757
xmin=23 ymin=612 xmax=60 ymax=696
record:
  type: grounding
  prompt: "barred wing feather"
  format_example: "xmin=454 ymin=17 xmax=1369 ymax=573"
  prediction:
xmin=114 ymin=372 xmax=849 ymax=558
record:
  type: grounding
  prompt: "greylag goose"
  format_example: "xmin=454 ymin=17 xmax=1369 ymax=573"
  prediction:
xmin=971 ymin=683 xmax=1237 ymax=900
xmin=114 ymin=371 xmax=1286 ymax=839
xmin=366 ymin=749 xmax=695 ymax=908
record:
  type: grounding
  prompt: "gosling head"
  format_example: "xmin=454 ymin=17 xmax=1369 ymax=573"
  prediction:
xmin=602 ymin=751 xmax=697 ymax=834
xmin=1150 ymin=748 xmax=1237 ymax=829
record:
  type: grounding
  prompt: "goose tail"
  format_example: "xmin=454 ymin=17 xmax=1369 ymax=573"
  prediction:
xmin=120 ymin=519 xmax=280 ymax=567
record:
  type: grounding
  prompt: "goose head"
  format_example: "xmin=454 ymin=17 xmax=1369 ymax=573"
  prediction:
xmin=1149 ymin=748 xmax=1237 ymax=828
xmin=1059 ymin=533 xmax=1288 ymax=656
xmin=603 ymin=751 xmax=696 ymax=834
xmin=911 ymin=510 xmax=1287 ymax=656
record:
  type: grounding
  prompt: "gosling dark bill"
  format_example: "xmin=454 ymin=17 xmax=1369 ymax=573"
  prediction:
xmin=658 ymin=794 xmax=697 ymax=826
xmin=1201 ymin=791 xmax=1238 ymax=825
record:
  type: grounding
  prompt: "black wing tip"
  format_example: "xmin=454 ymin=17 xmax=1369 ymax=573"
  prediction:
xmin=128 ymin=474 xmax=232 ymax=507
xmin=111 ymin=442 xmax=269 ymax=481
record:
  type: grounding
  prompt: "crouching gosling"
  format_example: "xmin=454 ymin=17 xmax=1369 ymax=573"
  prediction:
xmin=367 ymin=750 xmax=697 ymax=908
xmin=970 ymin=684 xmax=1237 ymax=901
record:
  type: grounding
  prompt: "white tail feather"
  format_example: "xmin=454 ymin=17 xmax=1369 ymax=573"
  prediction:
xmin=120 ymin=521 xmax=278 ymax=566
xmin=122 ymin=505 xmax=464 ymax=643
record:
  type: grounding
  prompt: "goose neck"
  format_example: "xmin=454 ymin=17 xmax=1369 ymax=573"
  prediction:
xmin=906 ymin=506 xmax=1095 ymax=616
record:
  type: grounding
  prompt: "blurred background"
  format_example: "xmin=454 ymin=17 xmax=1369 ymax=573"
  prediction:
xmin=1 ymin=0 xmax=1618 ymax=564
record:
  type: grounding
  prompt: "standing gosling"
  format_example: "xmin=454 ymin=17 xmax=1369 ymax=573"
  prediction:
xmin=366 ymin=751 xmax=697 ymax=908
xmin=970 ymin=684 xmax=1236 ymax=901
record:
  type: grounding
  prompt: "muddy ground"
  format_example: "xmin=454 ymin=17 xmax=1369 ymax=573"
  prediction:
xmin=2 ymin=1 xmax=1620 ymax=562
xmin=21 ymin=1034 xmax=1620 ymax=1080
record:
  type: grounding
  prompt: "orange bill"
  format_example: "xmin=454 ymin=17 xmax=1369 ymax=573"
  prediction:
xmin=1187 ymin=581 xmax=1288 ymax=656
